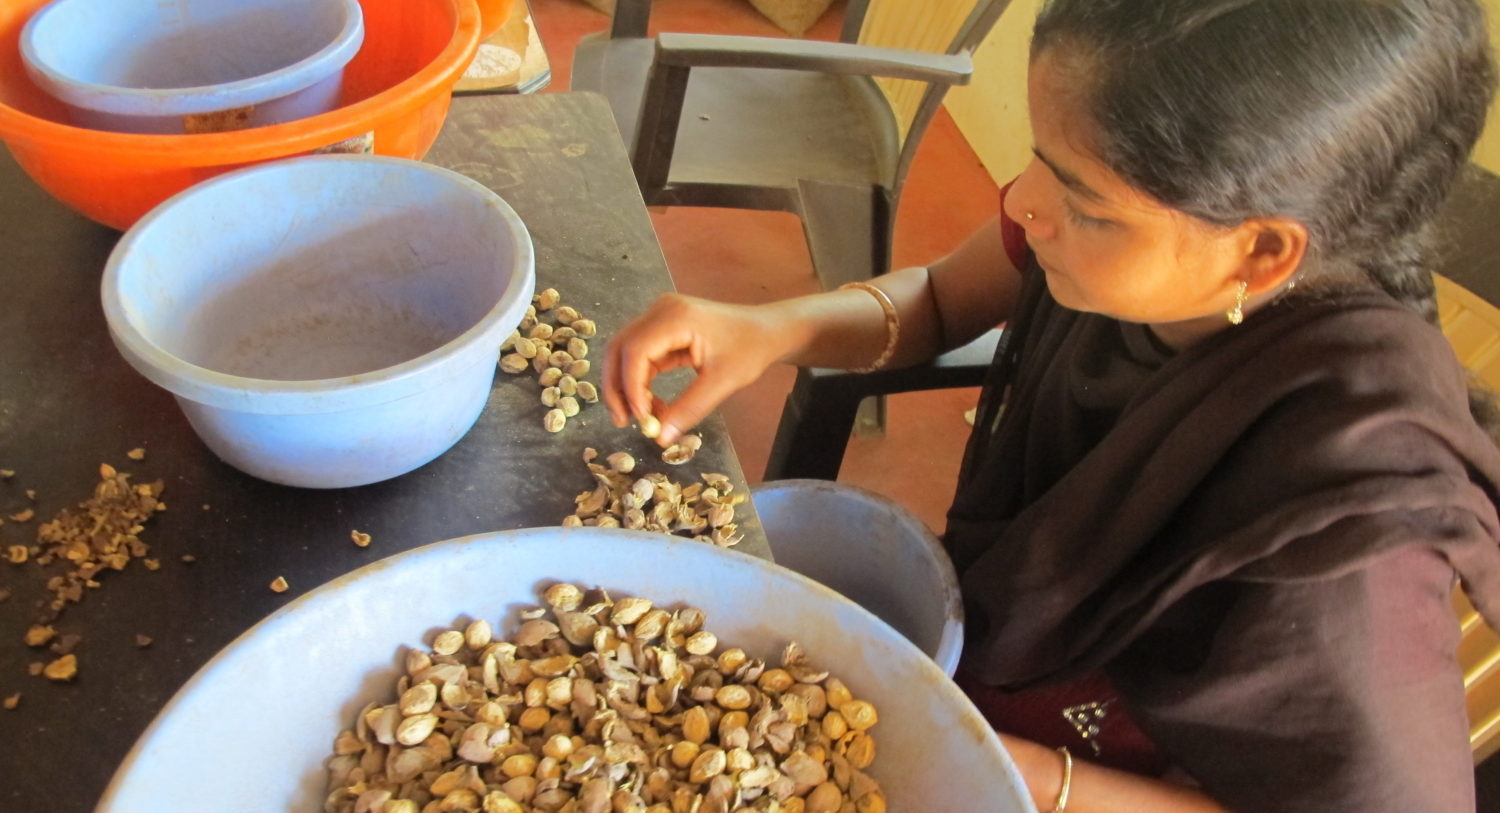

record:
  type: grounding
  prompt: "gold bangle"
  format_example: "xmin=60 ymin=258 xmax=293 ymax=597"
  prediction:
xmin=1049 ymin=746 xmax=1073 ymax=813
xmin=838 ymin=281 xmax=900 ymax=373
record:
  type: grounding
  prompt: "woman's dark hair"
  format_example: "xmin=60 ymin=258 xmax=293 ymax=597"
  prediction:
xmin=1032 ymin=0 xmax=1497 ymax=430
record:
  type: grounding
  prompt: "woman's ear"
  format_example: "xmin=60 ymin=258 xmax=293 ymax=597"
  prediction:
xmin=1238 ymin=217 xmax=1308 ymax=294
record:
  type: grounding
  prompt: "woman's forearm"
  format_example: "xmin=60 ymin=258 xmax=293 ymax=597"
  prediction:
xmin=1003 ymin=735 xmax=1229 ymax=813
xmin=767 ymin=213 xmax=1022 ymax=371
xmin=764 ymin=265 xmax=949 ymax=370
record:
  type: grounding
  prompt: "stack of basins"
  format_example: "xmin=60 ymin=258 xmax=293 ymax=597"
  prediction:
xmin=3 ymin=0 xmax=536 ymax=488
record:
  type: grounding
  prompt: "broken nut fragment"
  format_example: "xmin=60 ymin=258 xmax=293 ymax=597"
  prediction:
xmin=24 ymin=625 xmax=55 ymax=647
xmin=661 ymin=438 xmax=700 ymax=465
xmin=126 ymin=448 xmax=146 ymax=460
xmin=42 ymin=654 xmax=77 ymax=682
xmin=2 ymin=693 xmax=18 ymax=710
xmin=351 ymin=530 xmax=372 ymax=548
xmin=269 ymin=576 xmax=290 ymax=593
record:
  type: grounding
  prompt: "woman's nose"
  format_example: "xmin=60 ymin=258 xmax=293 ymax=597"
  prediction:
xmin=1004 ymin=162 xmax=1056 ymax=241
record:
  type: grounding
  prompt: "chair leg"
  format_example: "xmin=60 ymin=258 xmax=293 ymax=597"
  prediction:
xmin=853 ymin=395 xmax=886 ymax=436
xmin=797 ymin=179 xmax=889 ymax=290
xmin=764 ymin=368 xmax=864 ymax=481
xmin=798 ymin=180 xmax=895 ymax=433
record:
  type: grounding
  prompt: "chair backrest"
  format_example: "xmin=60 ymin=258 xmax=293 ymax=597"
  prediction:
xmin=841 ymin=0 xmax=1013 ymax=192
xmin=1434 ymin=272 xmax=1500 ymax=762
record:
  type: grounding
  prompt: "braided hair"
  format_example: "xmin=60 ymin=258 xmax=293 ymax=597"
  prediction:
xmin=1032 ymin=0 xmax=1499 ymax=434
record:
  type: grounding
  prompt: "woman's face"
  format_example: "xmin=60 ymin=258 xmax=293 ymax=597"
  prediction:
xmin=1003 ymin=49 xmax=1260 ymax=336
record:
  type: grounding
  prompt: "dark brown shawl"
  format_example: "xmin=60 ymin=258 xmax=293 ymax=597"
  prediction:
xmin=947 ymin=268 xmax=1500 ymax=811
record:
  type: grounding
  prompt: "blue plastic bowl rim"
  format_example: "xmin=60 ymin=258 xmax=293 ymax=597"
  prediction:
xmin=19 ymin=0 xmax=365 ymax=116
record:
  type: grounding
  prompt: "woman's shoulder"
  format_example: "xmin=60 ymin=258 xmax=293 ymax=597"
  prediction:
xmin=1207 ymin=288 xmax=1471 ymax=412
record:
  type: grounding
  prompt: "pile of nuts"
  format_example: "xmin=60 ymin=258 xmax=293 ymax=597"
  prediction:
xmin=498 ymin=288 xmax=602 ymax=434
xmin=322 ymin=584 xmax=886 ymax=813
xmin=9 ymin=460 xmax=167 ymax=687
xmin=560 ymin=449 xmax=744 ymax=549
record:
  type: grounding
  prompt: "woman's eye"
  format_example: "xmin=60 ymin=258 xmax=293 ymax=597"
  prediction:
xmin=1064 ymin=201 xmax=1111 ymax=228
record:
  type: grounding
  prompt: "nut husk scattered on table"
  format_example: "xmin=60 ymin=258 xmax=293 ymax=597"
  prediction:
xmin=4 ymin=462 xmax=170 ymax=690
xmin=322 ymin=585 xmax=886 ymax=813
xmin=562 ymin=449 xmax=744 ymax=548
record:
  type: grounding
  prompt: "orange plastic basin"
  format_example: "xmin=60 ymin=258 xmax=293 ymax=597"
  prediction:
xmin=0 ymin=0 xmax=481 ymax=230
xmin=476 ymin=0 xmax=516 ymax=39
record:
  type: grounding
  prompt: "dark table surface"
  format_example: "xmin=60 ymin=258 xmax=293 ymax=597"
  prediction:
xmin=0 ymin=91 xmax=766 ymax=811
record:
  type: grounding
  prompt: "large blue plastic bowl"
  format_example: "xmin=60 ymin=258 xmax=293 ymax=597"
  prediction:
xmin=20 ymin=0 xmax=364 ymax=134
xmin=101 ymin=155 xmax=535 ymax=488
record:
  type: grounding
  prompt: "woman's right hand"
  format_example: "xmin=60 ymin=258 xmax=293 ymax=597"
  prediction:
xmin=603 ymin=293 xmax=800 ymax=446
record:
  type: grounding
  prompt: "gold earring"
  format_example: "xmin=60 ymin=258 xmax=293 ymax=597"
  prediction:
xmin=1227 ymin=280 xmax=1249 ymax=325
xmin=1025 ymin=212 xmax=1035 ymax=221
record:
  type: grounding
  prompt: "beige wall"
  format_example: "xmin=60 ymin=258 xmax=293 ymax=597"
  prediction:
xmin=1474 ymin=0 xmax=1500 ymax=173
xmin=946 ymin=0 xmax=1500 ymax=183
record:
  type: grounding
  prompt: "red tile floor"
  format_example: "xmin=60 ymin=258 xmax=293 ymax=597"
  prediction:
xmin=530 ymin=0 xmax=1002 ymax=534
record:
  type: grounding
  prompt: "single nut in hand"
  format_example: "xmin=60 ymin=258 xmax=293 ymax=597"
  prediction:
xmin=638 ymin=415 xmax=662 ymax=439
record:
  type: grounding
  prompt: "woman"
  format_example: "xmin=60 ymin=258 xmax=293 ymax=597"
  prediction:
xmin=604 ymin=0 xmax=1500 ymax=809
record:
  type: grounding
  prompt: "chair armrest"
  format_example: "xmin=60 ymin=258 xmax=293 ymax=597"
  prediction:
xmin=655 ymin=33 xmax=974 ymax=85
xmin=763 ymin=329 xmax=1001 ymax=481
xmin=633 ymin=33 xmax=974 ymax=192
xmin=610 ymin=0 xmax=654 ymax=38
xmin=800 ymin=328 xmax=1000 ymax=399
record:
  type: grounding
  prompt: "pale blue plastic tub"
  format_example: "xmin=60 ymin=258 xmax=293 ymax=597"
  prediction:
xmin=20 ymin=0 xmax=364 ymax=134
xmin=101 ymin=155 xmax=535 ymax=488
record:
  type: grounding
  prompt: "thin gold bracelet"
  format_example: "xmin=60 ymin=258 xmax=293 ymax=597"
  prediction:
xmin=1049 ymin=746 xmax=1074 ymax=813
xmin=838 ymin=281 xmax=900 ymax=373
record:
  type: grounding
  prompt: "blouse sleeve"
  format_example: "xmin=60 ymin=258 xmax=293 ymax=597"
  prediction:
xmin=998 ymin=180 xmax=1029 ymax=271
xmin=1114 ymin=547 xmax=1474 ymax=812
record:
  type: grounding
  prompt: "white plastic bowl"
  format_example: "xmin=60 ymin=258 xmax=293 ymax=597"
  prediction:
xmin=102 ymin=155 xmax=534 ymax=488
xmin=96 ymin=528 xmax=1036 ymax=812
xmin=752 ymin=480 xmax=964 ymax=675
xmin=20 ymin=0 xmax=364 ymax=134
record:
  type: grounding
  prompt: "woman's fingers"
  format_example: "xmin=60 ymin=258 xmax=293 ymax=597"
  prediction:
xmin=655 ymin=367 xmax=746 ymax=446
xmin=603 ymin=294 xmax=779 ymax=444
xmin=602 ymin=298 xmax=685 ymax=424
